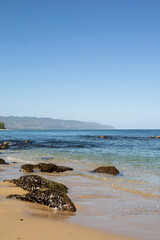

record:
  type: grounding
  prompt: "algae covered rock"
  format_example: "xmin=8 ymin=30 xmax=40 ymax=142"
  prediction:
xmin=92 ymin=166 xmax=120 ymax=175
xmin=5 ymin=175 xmax=76 ymax=212
xmin=5 ymin=175 xmax=68 ymax=193
xmin=7 ymin=189 xmax=76 ymax=212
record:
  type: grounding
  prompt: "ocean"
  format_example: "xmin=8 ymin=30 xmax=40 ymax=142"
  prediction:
xmin=0 ymin=129 xmax=160 ymax=239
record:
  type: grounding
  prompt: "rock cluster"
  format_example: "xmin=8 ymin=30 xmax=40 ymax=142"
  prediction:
xmin=21 ymin=163 xmax=73 ymax=173
xmin=5 ymin=175 xmax=76 ymax=212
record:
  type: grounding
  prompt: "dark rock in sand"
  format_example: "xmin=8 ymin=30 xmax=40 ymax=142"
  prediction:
xmin=7 ymin=188 xmax=76 ymax=212
xmin=92 ymin=166 xmax=120 ymax=175
xmin=0 ymin=158 xmax=9 ymax=165
xmin=21 ymin=164 xmax=34 ymax=173
xmin=5 ymin=175 xmax=68 ymax=193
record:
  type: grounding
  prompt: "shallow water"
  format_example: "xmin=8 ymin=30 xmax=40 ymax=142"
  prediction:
xmin=0 ymin=129 xmax=160 ymax=239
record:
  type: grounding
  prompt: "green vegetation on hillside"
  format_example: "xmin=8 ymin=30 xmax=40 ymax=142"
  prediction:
xmin=0 ymin=122 xmax=5 ymax=129
xmin=0 ymin=116 xmax=114 ymax=130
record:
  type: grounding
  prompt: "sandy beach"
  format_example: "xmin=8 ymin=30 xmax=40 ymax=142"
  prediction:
xmin=0 ymin=181 xmax=137 ymax=240
xmin=0 ymin=130 xmax=160 ymax=240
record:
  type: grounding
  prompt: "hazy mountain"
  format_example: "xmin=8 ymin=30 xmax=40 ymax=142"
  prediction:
xmin=0 ymin=116 xmax=114 ymax=130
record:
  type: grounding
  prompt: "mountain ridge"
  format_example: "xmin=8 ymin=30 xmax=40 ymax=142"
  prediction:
xmin=0 ymin=116 xmax=114 ymax=130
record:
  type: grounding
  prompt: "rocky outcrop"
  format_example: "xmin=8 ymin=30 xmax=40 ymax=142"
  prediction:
xmin=5 ymin=175 xmax=76 ymax=212
xmin=92 ymin=166 xmax=120 ymax=175
xmin=0 ymin=158 xmax=9 ymax=165
xmin=21 ymin=163 xmax=73 ymax=173
xmin=5 ymin=175 xmax=68 ymax=193
xmin=148 ymin=136 xmax=160 ymax=139
xmin=7 ymin=188 xmax=76 ymax=212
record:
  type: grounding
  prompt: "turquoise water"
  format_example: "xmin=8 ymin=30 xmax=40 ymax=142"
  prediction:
xmin=0 ymin=130 xmax=160 ymax=239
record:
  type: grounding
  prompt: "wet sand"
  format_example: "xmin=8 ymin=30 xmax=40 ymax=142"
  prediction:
xmin=0 ymin=181 xmax=137 ymax=240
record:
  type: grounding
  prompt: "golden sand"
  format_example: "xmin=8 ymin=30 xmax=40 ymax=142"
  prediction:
xmin=0 ymin=181 xmax=138 ymax=240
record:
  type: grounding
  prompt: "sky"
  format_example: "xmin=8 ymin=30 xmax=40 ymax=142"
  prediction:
xmin=0 ymin=0 xmax=160 ymax=129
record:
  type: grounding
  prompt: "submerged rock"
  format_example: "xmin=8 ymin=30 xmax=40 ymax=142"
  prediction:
xmin=0 ymin=158 xmax=9 ymax=165
xmin=5 ymin=175 xmax=68 ymax=193
xmin=98 ymin=136 xmax=111 ymax=139
xmin=0 ymin=142 xmax=9 ymax=149
xmin=21 ymin=164 xmax=34 ymax=173
xmin=148 ymin=136 xmax=160 ymax=139
xmin=92 ymin=166 xmax=120 ymax=175
xmin=36 ymin=163 xmax=57 ymax=172
xmin=21 ymin=163 xmax=73 ymax=173
xmin=37 ymin=163 xmax=73 ymax=173
xmin=7 ymin=189 xmax=76 ymax=212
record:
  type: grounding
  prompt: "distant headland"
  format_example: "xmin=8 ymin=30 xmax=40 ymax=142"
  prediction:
xmin=0 ymin=116 xmax=114 ymax=130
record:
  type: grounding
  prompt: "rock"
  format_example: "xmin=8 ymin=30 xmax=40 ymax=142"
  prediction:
xmin=37 ymin=163 xmax=73 ymax=173
xmin=7 ymin=188 xmax=76 ymax=212
xmin=36 ymin=163 xmax=57 ymax=172
xmin=98 ymin=136 xmax=111 ymax=139
xmin=92 ymin=166 xmax=120 ymax=175
xmin=21 ymin=164 xmax=34 ymax=173
xmin=148 ymin=136 xmax=160 ymax=139
xmin=5 ymin=175 xmax=68 ymax=193
xmin=21 ymin=163 xmax=73 ymax=173
xmin=0 ymin=158 xmax=9 ymax=165
xmin=98 ymin=136 xmax=105 ymax=138
xmin=54 ymin=165 xmax=73 ymax=173
xmin=0 ymin=144 xmax=8 ymax=149
xmin=0 ymin=141 xmax=9 ymax=149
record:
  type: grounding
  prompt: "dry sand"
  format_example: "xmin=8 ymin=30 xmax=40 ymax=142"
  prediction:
xmin=0 ymin=182 xmax=137 ymax=240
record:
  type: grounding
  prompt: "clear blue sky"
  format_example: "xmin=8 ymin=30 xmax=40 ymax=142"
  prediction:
xmin=0 ymin=0 xmax=160 ymax=129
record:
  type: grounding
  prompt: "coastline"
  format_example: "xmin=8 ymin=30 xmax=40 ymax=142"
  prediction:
xmin=0 ymin=130 xmax=160 ymax=240
xmin=0 ymin=181 xmax=136 ymax=240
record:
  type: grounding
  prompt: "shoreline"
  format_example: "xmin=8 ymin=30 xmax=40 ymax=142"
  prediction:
xmin=0 ymin=181 xmax=137 ymax=240
xmin=0 ymin=157 xmax=160 ymax=240
xmin=0 ymin=130 xmax=160 ymax=240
